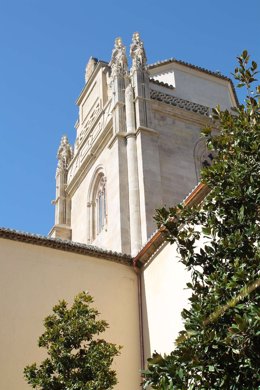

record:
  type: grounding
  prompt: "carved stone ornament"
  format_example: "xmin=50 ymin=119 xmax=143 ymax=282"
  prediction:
xmin=57 ymin=135 xmax=73 ymax=172
xmin=130 ymin=32 xmax=147 ymax=71
xmin=125 ymin=79 xmax=134 ymax=99
xmin=85 ymin=56 xmax=98 ymax=83
xmin=109 ymin=37 xmax=128 ymax=79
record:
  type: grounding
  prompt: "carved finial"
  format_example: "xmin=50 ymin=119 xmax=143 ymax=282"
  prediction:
xmin=85 ymin=57 xmax=98 ymax=83
xmin=130 ymin=32 xmax=147 ymax=71
xmin=57 ymin=135 xmax=73 ymax=172
xmin=109 ymin=37 xmax=128 ymax=79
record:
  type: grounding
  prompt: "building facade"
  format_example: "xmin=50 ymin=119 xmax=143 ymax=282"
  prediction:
xmin=49 ymin=33 xmax=236 ymax=256
xmin=0 ymin=34 xmax=237 ymax=390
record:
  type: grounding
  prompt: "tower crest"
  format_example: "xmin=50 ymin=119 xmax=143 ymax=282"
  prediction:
xmin=130 ymin=32 xmax=147 ymax=72
xmin=109 ymin=37 xmax=128 ymax=79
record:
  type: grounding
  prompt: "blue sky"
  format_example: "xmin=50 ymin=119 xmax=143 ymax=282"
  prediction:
xmin=0 ymin=0 xmax=259 ymax=236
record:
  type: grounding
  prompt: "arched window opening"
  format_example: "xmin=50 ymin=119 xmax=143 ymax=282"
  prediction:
xmin=87 ymin=168 xmax=107 ymax=243
xmin=193 ymin=138 xmax=214 ymax=182
xmin=96 ymin=176 xmax=106 ymax=235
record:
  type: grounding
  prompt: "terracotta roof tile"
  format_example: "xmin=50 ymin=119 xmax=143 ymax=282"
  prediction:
xmin=0 ymin=227 xmax=132 ymax=265
xmin=149 ymin=78 xmax=175 ymax=90
xmin=148 ymin=58 xmax=230 ymax=81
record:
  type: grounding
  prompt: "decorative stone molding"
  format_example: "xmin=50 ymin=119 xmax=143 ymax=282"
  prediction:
xmin=150 ymin=89 xmax=210 ymax=116
xmin=75 ymin=100 xmax=102 ymax=152
xmin=130 ymin=32 xmax=147 ymax=72
xmin=68 ymin=121 xmax=110 ymax=186
xmin=57 ymin=135 xmax=73 ymax=173
xmin=109 ymin=37 xmax=128 ymax=79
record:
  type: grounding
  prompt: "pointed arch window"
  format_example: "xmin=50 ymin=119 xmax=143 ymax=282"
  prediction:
xmin=96 ymin=176 xmax=107 ymax=235
xmin=87 ymin=170 xmax=107 ymax=243
xmin=194 ymin=138 xmax=214 ymax=181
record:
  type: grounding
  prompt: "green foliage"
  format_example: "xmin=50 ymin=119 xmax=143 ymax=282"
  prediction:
xmin=143 ymin=52 xmax=260 ymax=389
xmin=24 ymin=291 xmax=120 ymax=390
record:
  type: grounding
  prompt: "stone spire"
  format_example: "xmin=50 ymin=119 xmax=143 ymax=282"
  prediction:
xmin=109 ymin=37 xmax=128 ymax=134
xmin=130 ymin=32 xmax=147 ymax=72
xmin=109 ymin=37 xmax=128 ymax=79
xmin=50 ymin=135 xmax=73 ymax=240
xmin=57 ymin=135 xmax=73 ymax=173
xmin=129 ymin=32 xmax=151 ymax=129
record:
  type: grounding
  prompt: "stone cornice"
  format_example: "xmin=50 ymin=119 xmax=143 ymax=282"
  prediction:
xmin=107 ymin=127 xmax=159 ymax=148
xmin=107 ymin=131 xmax=127 ymax=149
xmin=0 ymin=227 xmax=132 ymax=265
xmin=111 ymin=100 xmax=125 ymax=112
xmin=135 ymin=126 xmax=159 ymax=137
xmin=151 ymin=99 xmax=210 ymax=128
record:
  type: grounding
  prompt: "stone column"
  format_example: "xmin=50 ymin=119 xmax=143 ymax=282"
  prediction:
xmin=125 ymin=79 xmax=142 ymax=255
xmin=49 ymin=135 xmax=73 ymax=240
xmin=55 ymin=167 xmax=66 ymax=225
xmin=129 ymin=33 xmax=160 ymax=245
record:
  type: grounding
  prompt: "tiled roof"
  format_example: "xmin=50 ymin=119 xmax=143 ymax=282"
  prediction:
xmin=150 ymin=78 xmax=175 ymax=90
xmin=0 ymin=227 xmax=132 ymax=266
xmin=150 ymin=89 xmax=210 ymax=116
xmin=148 ymin=58 xmax=231 ymax=81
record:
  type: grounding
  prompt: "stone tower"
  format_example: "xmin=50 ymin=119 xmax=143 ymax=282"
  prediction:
xmin=50 ymin=33 xmax=237 ymax=255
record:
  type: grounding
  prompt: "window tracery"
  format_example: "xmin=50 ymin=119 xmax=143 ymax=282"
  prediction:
xmin=95 ymin=176 xmax=106 ymax=235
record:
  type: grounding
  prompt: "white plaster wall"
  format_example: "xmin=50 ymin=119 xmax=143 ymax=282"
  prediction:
xmin=149 ymin=63 xmax=234 ymax=109
xmin=173 ymin=67 xmax=233 ymax=109
xmin=0 ymin=238 xmax=140 ymax=390
xmin=142 ymin=241 xmax=191 ymax=359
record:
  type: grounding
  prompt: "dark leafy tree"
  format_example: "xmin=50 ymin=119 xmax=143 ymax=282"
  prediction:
xmin=24 ymin=291 xmax=120 ymax=390
xmin=143 ymin=52 xmax=260 ymax=389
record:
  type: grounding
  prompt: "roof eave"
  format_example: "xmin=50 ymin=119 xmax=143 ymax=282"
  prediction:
xmin=133 ymin=182 xmax=210 ymax=267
